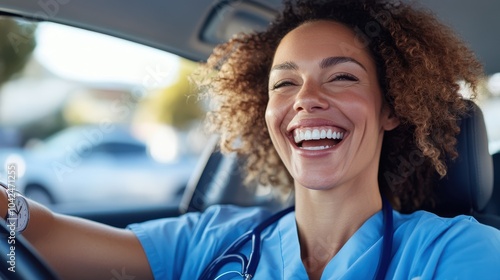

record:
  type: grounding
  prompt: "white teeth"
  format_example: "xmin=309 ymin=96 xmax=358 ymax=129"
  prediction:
xmin=312 ymin=129 xmax=320 ymax=140
xmin=305 ymin=130 xmax=311 ymax=140
xmin=293 ymin=127 xmax=345 ymax=144
xmin=326 ymin=129 xmax=332 ymax=138
xmin=302 ymin=145 xmax=330 ymax=151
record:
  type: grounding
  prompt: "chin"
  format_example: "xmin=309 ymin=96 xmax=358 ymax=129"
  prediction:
xmin=295 ymin=177 xmax=338 ymax=191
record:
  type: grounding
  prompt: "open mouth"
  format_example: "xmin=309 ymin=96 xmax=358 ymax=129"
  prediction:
xmin=293 ymin=126 xmax=346 ymax=151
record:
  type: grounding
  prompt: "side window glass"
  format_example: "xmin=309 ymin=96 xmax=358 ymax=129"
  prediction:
xmin=0 ymin=17 xmax=205 ymax=209
xmin=482 ymin=74 xmax=500 ymax=154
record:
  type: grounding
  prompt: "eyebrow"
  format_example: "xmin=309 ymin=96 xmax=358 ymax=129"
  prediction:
xmin=319 ymin=56 xmax=366 ymax=71
xmin=270 ymin=56 xmax=367 ymax=72
xmin=271 ymin=61 xmax=298 ymax=71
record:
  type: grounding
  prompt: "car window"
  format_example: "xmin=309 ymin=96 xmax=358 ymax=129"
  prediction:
xmin=0 ymin=17 xmax=205 ymax=209
xmin=481 ymin=75 xmax=500 ymax=154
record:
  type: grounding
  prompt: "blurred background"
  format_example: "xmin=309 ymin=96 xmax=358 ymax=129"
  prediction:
xmin=0 ymin=16 xmax=498 ymax=210
xmin=0 ymin=17 xmax=207 ymax=209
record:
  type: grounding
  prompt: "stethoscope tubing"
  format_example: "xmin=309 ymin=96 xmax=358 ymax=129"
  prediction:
xmin=200 ymin=206 xmax=295 ymax=279
xmin=200 ymin=200 xmax=393 ymax=280
xmin=375 ymin=197 xmax=394 ymax=280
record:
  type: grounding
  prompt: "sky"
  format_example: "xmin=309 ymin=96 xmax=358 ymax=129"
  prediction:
xmin=34 ymin=22 xmax=180 ymax=90
xmin=1 ymin=22 xmax=182 ymax=127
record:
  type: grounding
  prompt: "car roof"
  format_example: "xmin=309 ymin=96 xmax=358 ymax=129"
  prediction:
xmin=0 ymin=0 xmax=499 ymax=74
xmin=0 ymin=0 xmax=280 ymax=62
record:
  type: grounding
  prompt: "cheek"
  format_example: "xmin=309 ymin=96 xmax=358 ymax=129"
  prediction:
xmin=265 ymin=96 xmax=287 ymax=135
xmin=265 ymin=97 xmax=295 ymax=166
xmin=265 ymin=96 xmax=295 ymax=161
xmin=265 ymin=103 xmax=276 ymax=141
xmin=338 ymin=90 xmax=381 ymax=122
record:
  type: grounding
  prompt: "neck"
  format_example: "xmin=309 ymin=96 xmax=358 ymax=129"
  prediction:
xmin=294 ymin=183 xmax=382 ymax=279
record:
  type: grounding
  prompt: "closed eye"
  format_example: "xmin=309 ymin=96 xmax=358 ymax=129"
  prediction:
xmin=329 ymin=73 xmax=358 ymax=82
xmin=270 ymin=80 xmax=297 ymax=90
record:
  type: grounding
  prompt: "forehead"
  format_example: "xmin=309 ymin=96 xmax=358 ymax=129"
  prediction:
xmin=272 ymin=20 xmax=374 ymax=67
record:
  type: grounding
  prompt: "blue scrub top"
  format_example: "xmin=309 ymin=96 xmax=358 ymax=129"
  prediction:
xmin=127 ymin=205 xmax=500 ymax=279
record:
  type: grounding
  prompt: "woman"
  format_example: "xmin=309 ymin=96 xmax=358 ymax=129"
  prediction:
xmin=1 ymin=0 xmax=499 ymax=279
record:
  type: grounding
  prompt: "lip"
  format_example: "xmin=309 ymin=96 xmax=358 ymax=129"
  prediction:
xmin=288 ymin=133 xmax=349 ymax=157
xmin=286 ymin=118 xmax=350 ymax=156
xmin=287 ymin=118 xmax=348 ymax=133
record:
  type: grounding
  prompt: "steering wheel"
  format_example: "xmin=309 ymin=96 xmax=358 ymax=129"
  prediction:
xmin=0 ymin=220 xmax=60 ymax=280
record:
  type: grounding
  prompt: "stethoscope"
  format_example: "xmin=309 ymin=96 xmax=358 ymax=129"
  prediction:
xmin=199 ymin=198 xmax=393 ymax=280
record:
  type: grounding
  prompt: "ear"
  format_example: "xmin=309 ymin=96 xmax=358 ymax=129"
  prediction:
xmin=381 ymin=104 xmax=400 ymax=131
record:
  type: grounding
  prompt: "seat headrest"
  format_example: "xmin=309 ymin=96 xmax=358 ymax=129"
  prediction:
xmin=433 ymin=100 xmax=494 ymax=216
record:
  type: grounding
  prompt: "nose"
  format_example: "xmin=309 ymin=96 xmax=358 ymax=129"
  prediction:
xmin=292 ymin=81 xmax=329 ymax=112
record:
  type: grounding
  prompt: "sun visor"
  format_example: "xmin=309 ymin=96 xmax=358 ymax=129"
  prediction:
xmin=200 ymin=1 xmax=277 ymax=44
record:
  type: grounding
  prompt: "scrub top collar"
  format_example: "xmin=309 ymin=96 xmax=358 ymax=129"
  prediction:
xmin=277 ymin=208 xmax=386 ymax=279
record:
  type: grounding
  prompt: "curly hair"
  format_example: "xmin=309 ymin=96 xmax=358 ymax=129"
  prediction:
xmin=195 ymin=0 xmax=483 ymax=212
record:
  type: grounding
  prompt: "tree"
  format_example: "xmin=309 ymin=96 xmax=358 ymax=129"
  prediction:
xmin=0 ymin=17 xmax=37 ymax=86
xmin=137 ymin=59 xmax=205 ymax=129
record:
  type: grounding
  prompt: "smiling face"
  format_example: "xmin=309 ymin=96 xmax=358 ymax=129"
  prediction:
xmin=265 ymin=20 xmax=399 ymax=192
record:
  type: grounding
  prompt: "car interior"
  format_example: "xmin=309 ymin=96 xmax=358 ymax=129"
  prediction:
xmin=0 ymin=0 xmax=499 ymax=279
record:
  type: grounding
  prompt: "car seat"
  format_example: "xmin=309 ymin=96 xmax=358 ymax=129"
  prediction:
xmin=482 ymin=152 xmax=500 ymax=216
xmin=430 ymin=100 xmax=500 ymax=228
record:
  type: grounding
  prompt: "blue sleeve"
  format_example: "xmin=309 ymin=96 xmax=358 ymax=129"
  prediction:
xmin=127 ymin=211 xmax=202 ymax=280
xmin=126 ymin=205 xmax=271 ymax=280
xmin=434 ymin=218 xmax=500 ymax=279
xmin=393 ymin=212 xmax=500 ymax=279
